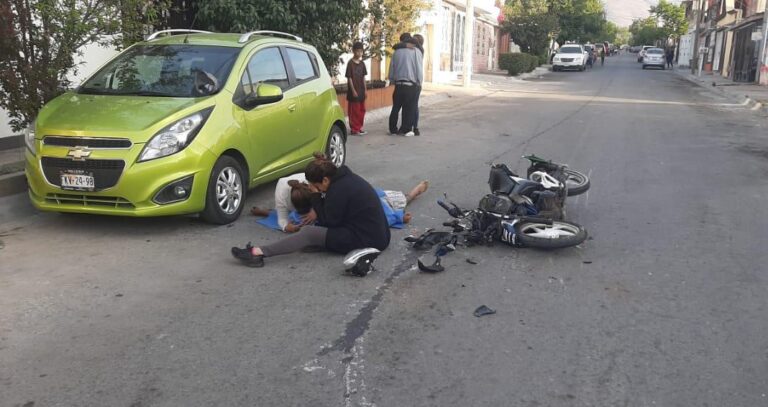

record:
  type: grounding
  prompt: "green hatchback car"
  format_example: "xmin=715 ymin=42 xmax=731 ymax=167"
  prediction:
xmin=24 ymin=30 xmax=347 ymax=224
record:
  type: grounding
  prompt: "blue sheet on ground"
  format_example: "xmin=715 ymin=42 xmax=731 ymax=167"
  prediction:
xmin=256 ymin=188 xmax=405 ymax=231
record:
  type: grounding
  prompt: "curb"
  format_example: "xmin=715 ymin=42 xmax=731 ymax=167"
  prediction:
xmin=0 ymin=172 xmax=27 ymax=198
xmin=672 ymin=70 xmax=767 ymax=113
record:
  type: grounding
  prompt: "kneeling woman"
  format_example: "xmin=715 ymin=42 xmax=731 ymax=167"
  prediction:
xmin=231 ymin=153 xmax=391 ymax=267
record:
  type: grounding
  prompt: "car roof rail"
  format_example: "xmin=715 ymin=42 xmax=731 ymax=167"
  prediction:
xmin=238 ymin=30 xmax=303 ymax=43
xmin=146 ymin=29 xmax=213 ymax=41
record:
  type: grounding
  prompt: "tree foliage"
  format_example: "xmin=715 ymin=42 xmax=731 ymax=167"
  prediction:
xmin=194 ymin=0 xmax=367 ymax=76
xmin=363 ymin=0 xmax=429 ymax=59
xmin=629 ymin=17 xmax=663 ymax=46
xmin=502 ymin=0 xmax=615 ymax=54
xmin=650 ymin=0 xmax=688 ymax=39
xmin=0 ymin=0 xmax=166 ymax=132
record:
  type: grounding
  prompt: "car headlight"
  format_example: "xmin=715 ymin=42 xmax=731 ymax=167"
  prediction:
xmin=138 ymin=107 xmax=213 ymax=162
xmin=554 ymin=57 xmax=561 ymax=62
xmin=24 ymin=121 xmax=36 ymax=155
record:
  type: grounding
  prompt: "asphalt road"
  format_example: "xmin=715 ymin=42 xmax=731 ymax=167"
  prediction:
xmin=2 ymin=54 xmax=768 ymax=407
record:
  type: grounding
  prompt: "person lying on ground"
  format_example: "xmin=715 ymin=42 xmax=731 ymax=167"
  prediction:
xmin=231 ymin=153 xmax=392 ymax=268
xmin=251 ymin=177 xmax=430 ymax=231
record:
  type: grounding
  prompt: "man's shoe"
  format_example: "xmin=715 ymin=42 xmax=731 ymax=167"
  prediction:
xmin=403 ymin=131 xmax=415 ymax=137
xmin=414 ymin=128 xmax=420 ymax=136
xmin=358 ymin=130 xmax=368 ymax=136
xmin=231 ymin=242 xmax=265 ymax=268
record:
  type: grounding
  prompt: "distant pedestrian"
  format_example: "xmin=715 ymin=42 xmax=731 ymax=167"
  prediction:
xmin=600 ymin=49 xmax=605 ymax=66
xmin=666 ymin=49 xmax=674 ymax=69
xmin=346 ymin=41 xmax=367 ymax=136
xmin=388 ymin=33 xmax=423 ymax=137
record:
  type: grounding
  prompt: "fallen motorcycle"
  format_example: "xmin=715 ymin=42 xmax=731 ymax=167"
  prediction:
xmin=406 ymin=198 xmax=588 ymax=272
xmin=487 ymin=154 xmax=590 ymax=220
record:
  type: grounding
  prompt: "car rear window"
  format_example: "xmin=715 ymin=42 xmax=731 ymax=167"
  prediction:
xmin=560 ymin=47 xmax=582 ymax=54
xmin=647 ymin=49 xmax=664 ymax=54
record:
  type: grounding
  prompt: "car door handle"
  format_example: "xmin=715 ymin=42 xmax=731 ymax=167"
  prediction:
xmin=288 ymin=104 xmax=297 ymax=112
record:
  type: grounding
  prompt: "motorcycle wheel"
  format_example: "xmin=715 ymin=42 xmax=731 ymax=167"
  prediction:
xmin=516 ymin=220 xmax=587 ymax=249
xmin=564 ymin=169 xmax=590 ymax=196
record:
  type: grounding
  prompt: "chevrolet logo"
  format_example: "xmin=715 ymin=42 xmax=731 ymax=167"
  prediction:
xmin=67 ymin=148 xmax=92 ymax=161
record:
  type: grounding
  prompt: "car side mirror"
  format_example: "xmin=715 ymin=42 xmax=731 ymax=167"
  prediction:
xmin=245 ymin=83 xmax=283 ymax=108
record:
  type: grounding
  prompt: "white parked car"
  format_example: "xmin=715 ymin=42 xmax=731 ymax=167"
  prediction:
xmin=637 ymin=45 xmax=654 ymax=62
xmin=552 ymin=45 xmax=587 ymax=72
xmin=642 ymin=48 xmax=666 ymax=69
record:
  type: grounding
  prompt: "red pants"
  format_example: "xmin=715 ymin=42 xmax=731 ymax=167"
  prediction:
xmin=348 ymin=101 xmax=366 ymax=133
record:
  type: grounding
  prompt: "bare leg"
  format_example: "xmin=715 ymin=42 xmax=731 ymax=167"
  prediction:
xmin=250 ymin=206 xmax=271 ymax=217
xmin=403 ymin=212 xmax=412 ymax=224
xmin=405 ymin=180 xmax=429 ymax=203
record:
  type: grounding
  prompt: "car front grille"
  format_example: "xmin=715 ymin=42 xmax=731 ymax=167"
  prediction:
xmin=41 ymin=157 xmax=125 ymax=190
xmin=561 ymin=58 xmax=574 ymax=62
xmin=44 ymin=193 xmax=134 ymax=208
xmin=43 ymin=136 xmax=132 ymax=149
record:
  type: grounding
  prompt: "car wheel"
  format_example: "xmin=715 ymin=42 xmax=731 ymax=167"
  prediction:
xmin=201 ymin=155 xmax=246 ymax=224
xmin=642 ymin=65 xmax=646 ymax=70
xmin=325 ymin=124 xmax=346 ymax=168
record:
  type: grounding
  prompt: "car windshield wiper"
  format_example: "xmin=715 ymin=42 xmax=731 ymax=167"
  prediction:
xmin=117 ymin=90 xmax=181 ymax=97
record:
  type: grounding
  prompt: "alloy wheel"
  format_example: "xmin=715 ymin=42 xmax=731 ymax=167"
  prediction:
xmin=215 ymin=167 xmax=242 ymax=215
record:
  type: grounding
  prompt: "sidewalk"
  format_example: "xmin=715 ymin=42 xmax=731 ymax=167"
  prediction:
xmin=672 ymin=68 xmax=768 ymax=113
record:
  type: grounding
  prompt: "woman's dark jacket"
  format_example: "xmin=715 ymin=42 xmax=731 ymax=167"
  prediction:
xmin=310 ymin=166 xmax=391 ymax=253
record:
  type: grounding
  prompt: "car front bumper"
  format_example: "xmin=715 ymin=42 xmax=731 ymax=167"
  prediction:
xmin=553 ymin=60 xmax=585 ymax=70
xmin=25 ymin=142 xmax=217 ymax=217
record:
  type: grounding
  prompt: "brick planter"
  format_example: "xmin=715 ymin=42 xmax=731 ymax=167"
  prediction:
xmin=336 ymin=85 xmax=395 ymax=115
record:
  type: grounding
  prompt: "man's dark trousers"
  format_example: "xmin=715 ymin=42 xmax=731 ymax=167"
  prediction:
xmin=389 ymin=83 xmax=419 ymax=134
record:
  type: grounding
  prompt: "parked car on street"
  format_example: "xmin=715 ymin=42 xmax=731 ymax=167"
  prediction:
xmin=642 ymin=47 xmax=667 ymax=69
xmin=23 ymin=30 xmax=347 ymax=224
xmin=637 ymin=45 xmax=654 ymax=62
xmin=552 ymin=45 xmax=587 ymax=71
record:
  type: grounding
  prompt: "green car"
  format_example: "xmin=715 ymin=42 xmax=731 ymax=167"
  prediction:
xmin=23 ymin=30 xmax=347 ymax=224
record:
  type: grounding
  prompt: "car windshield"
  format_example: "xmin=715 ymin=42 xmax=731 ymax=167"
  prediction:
xmin=79 ymin=45 xmax=240 ymax=97
xmin=647 ymin=49 xmax=664 ymax=54
xmin=559 ymin=47 xmax=582 ymax=54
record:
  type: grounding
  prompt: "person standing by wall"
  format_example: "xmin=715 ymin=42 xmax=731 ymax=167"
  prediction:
xmin=388 ymin=33 xmax=423 ymax=137
xmin=345 ymin=42 xmax=368 ymax=136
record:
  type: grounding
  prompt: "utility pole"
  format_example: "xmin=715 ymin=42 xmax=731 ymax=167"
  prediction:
xmin=462 ymin=0 xmax=474 ymax=87
xmin=758 ymin=0 xmax=768 ymax=84
xmin=691 ymin=0 xmax=703 ymax=75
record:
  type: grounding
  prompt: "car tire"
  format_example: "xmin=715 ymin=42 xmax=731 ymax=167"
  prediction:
xmin=642 ymin=65 xmax=646 ymax=69
xmin=325 ymin=124 xmax=346 ymax=168
xmin=201 ymin=155 xmax=246 ymax=225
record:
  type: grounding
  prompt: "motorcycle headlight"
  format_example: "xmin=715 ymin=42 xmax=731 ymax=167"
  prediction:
xmin=24 ymin=121 xmax=36 ymax=155
xmin=139 ymin=107 xmax=213 ymax=162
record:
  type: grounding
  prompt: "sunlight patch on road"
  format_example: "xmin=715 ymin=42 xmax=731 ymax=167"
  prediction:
xmin=486 ymin=89 xmax=744 ymax=108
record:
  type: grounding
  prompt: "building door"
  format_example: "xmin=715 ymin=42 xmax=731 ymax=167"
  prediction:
xmin=451 ymin=12 xmax=465 ymax=72
xmin=732 ymin=24 xmax=758 ymax=82
xmin=713 ymin=30 xmax=724 ymax=72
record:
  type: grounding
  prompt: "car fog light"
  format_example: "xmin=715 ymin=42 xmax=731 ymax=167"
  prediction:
xmin=154 ymin=175 xmax=194 ymax=205
xmin=174 ymin=186 xmax=188 ymax=197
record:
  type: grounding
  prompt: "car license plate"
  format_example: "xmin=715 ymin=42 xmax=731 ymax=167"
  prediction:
xmin=60 ymin=171 xmax=95 ymax=191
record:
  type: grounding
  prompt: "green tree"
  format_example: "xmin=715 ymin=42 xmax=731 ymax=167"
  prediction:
xmin=650 ymin=0 xmax=688 ymax=40
xmin=615 ymin=26 xmax=631 ymax=46
xmin=629 ymin=17 xmax=664 ymax=46
xmin=363 ymin=0 xmax=428 ymax=59
xmin=502 ymin=0 xmax=558 ymax=55
xmin=194 ymin=0 xmax=367 ymax=76
xmin=0 ymin=0 xmax=166 ymax=132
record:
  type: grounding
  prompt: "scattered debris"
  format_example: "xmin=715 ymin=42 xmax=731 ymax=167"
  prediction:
xmin=0 ymin=239 xmax=4 ymax=250
xmin=466 ymin=258 xmax=478 ymax=265
xmin=583 ymin=260 xmax=593 ymax=264
xmin=418 ymin=257 xmax=444 ymax=273
xmin=227 ymin=224 xmax=234 ymax=228
xmin=473 ymin=305 xmax=496 ymax=317
xmin=499 ymin=133 xmax=511 ymax=137
xmin=115 ymin=293 xmax=123 ymax=297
